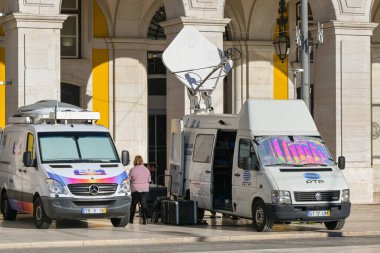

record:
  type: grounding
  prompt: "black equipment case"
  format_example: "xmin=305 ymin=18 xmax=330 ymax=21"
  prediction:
xmin=161 ymin=200 xmax=198 ymax=225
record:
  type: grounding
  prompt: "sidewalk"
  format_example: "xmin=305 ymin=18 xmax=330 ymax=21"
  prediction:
xmin=0 ymin=205 xmax=379 ymax=249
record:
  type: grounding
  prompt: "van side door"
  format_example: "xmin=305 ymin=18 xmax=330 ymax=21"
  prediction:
xmin=189 ymin=129 xmax=217 ymax=210
xmin=5 ymin=132 xmax=25 ymax=212
xmin=21 ymin=132 xmax=37 ymax=213
xmin=232 ymin=137 xmax=259 ymax=218
xmin=169 ymin=119 xmax=185 ymax=197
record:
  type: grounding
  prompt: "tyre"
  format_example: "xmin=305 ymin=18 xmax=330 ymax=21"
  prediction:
xmin=33 ymin=197 xmax=52 ymax=229
xmin=2 ymin=192 xmax=17 ymax=221
xmin=324 ymin=219 xmax=345 ymax=230
xmin=252 ymin=200 xmax=273 ymax=232
xmin=111 ymin=212 xmax=130 ymax=227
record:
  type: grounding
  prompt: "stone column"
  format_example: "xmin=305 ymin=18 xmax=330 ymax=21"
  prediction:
xmin=246 ymin=41 xmax=275 ymax=99
xmin=106 ymin=39 xmax=149 ymax=165
xmin=314 ymin=21 xmax=377 ymax=203
xmin=2 ymin=13 xmax=66 ymax=118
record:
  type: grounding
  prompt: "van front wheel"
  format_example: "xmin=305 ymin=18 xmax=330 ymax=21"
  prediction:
xmin=111 ymin=212 xmax=130 ymax=227
xmin=33 ymin=197 xmax=52 ymax=229
xmin=252 ymin=200 xmax=273 ymax=232
xmin=324 ymin=219 xmax=345 ymax=230
xmin=2 ymin=192 xmax=17 ymax=220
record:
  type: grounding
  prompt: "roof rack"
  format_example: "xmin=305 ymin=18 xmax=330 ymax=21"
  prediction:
xmin=8 ymin=100 xmax=100 ymax=125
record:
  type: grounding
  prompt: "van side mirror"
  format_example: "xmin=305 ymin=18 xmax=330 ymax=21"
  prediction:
xmin=121 ymin=150 xmax=130 ymax=166
xmin=338 ymin=156 xmax=345 ymax=170
xmin=23 ymin=151 xmax=34 ymax=167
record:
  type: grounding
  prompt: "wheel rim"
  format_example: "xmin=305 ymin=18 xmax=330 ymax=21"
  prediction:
xmin=255 ymin=206 xmax=265 ymax=226
xmin=36 ymin=205 xmax=42 ymax=221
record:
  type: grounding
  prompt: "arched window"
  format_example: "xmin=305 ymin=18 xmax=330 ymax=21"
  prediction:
xmin=148 ymin=6 xmax=166 ymax=40
xmin=147 ymin=6 xmax=167 ymax=184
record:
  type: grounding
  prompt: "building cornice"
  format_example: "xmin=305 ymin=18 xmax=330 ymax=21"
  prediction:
xmin=1 ymin=13 xmax=68 ymax=31
xmin=320 ymin=21 xmax=378 ymax=36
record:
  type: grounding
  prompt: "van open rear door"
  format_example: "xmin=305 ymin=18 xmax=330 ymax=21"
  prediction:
xmin=169 ymin=119 xmax=185 ymax=197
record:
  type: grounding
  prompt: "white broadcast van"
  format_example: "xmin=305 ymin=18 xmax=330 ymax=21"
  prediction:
xmin=169 ymin=99 xmax=351 ymax=232
xmin=0 ymin=100 xmax=131 ymax=229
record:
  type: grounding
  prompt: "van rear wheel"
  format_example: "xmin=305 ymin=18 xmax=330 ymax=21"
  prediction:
xmin=33 ymin=197 xmax=52 ymax=229
xmin=2 ymin=192 xmax=17 ymax=221
xmin=252 ymin=200 xmax=273 ymax=232
xmin=324 ymin=219 xmax=345 ymax=230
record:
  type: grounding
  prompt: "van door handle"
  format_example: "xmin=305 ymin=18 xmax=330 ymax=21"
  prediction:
xmin=234 ymin=173 xmax=240 ymax=177
xmin=205 ymin=170 xmax=211 ymax=174
xmin=23 ymin=169 xmax=27 ymax=173
xmin=18 ymin=169 xmax=22 ymax=173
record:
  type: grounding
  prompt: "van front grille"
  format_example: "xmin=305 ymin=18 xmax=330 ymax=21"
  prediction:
xmin=294 ymin=191 xmax=340 ymax=202
xmin=68 ymin=183 xmax=118 ymax=196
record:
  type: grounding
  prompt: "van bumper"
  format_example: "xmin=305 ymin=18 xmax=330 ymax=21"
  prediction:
xmin=265 ymin=202 xmax=351 ymax=222
xmin=40 ymin=196 xmax=131 ymax=220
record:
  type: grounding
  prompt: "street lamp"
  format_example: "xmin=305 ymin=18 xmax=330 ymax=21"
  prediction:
xmin=273 ymin=0 xmax=290 ymax=63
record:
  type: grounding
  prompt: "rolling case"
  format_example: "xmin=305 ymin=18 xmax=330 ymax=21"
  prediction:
xmin=160 ymin=200 xmax=170 ymax=224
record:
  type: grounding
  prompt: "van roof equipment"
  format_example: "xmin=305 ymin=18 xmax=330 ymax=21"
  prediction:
xmin=8 ymin=100 xmax=100 ymax=125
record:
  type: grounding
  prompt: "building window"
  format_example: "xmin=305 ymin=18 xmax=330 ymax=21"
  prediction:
xmin=148 ymin=6 xmax=166 ymax=40
xmin=61 ymin=83 xmax=80 ymax=107
xmin=61 ymin=0 xmax=81 ymax=58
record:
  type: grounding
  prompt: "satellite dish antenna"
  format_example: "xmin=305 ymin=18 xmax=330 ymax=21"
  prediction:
xmin=162 ymin=26 xmax=240 ymax=113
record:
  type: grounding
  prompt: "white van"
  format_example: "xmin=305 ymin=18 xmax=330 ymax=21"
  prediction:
xmin=169 ymin=99 xmax=351 ymax=232
xmin=0 ymin=101 xmax=131 ymax=229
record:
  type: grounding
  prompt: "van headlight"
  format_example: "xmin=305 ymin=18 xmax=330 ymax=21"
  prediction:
xmin=118 ymin=178 xmax=130 ymax=194
xmin=46 ymin=179 xmax=68 ymax=195
xmin=341 ymin=189 xmax=350 ymax=202
xmin=272 ymin=190 xmax=292 ymax=204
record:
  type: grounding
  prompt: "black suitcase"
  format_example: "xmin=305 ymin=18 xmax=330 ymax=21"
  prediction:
xmin=168 ymin=200 xmax=198 ymax=225
xmin=148 ymin=184 xmax=168 ymax=202
xmin=160 ymin=200 xmax=170 ymax=224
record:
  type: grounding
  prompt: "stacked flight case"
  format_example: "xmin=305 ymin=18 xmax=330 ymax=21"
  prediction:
xmin=146 ymin=184 xmax=167 ymax=218
xmin=160 ymin=200 xmax=198 ymax=225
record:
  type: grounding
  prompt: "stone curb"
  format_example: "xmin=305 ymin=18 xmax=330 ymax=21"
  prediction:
xmin=1 ymin=230 xmax=380 ymax=249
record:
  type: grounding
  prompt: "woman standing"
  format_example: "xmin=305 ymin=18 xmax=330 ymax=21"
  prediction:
xmin=129 ymin=155 xmax=151 ymax=224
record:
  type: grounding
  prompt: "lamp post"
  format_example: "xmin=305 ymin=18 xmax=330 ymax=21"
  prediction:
xmin=273 ymin=0 xmax=290 ymax=63
xmin=300 ymin=0 xmax=311 ymax=111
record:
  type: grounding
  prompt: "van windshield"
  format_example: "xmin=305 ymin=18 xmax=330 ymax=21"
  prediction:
xmin=256 ymin=136 xmax=335 ymax=167
xmin=38 ymin=132 xmax=120 ymax=163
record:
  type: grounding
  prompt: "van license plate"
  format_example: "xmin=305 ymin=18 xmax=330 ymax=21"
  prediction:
xmin=307 ymin=210 xmax=330 ymax=217
xmin=82 ymin=208 xmax=107 ymax=214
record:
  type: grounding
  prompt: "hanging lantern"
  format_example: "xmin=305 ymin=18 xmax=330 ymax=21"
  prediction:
xmin=273 ymin=0 xmax=290 ymax=63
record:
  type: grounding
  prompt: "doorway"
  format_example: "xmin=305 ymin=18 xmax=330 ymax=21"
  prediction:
xmin=148 ymin=112 xmax=166 ymax=185
xmin=212 ymin=130 xmax=237 ymax=211
xmin=147 ymin=51 xmax=167 ymax=185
